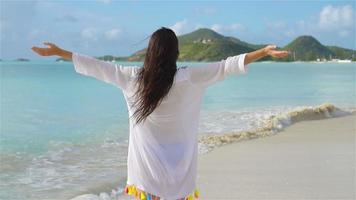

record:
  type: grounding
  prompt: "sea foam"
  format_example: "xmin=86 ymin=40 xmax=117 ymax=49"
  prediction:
xmin=198 ymin=103 xmax=353 ymax=154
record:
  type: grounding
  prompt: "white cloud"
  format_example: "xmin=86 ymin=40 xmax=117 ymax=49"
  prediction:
xmin=81 ymin=28 xmax=98 ymax=40
xmin=170 ymin=19 xmax=189 ymax=35
xmin=211 ymin=23 xmax=246 ymax=34
xmin=211 ymin=24 xmax=222 ymax=32
xmin=318 ymin=5 xmax=354 ymax=30
xmin=169 ymin=20 xmax=248 ymax=38
xmin=105 ymin=28 xmax=121 ymax=40
xmin=261 ymin=4 xmax=355 ymax=44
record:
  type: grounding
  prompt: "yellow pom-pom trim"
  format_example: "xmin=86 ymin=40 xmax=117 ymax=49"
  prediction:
xmin=128 ymin=186 xmax=133 ymax=195
xmin=140 ymin=191 xmax=146 ymax=200
xmin=125 ymin=185 xmax=200 ymax=199
xmin=194 ymin=189 xmax=199 ymax=198
xmin=132 ymin=186 xmax=137 ymax=194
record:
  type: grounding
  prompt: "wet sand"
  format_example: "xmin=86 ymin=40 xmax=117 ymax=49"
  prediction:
xmin=197 ymin=114 xmax=356 ymax=199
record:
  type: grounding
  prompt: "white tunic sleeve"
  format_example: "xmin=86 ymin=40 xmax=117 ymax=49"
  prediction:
xmin=188 ymin=53 xmax=248 ymax=88
xmin=72 ymin=52 xmax=136 ymax=90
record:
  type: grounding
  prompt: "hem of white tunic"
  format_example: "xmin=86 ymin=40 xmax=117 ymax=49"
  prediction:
xmin=126 ymin=180 xmax=195 ymax=200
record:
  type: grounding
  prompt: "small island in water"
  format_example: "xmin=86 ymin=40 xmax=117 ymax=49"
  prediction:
xmin=56 ymin=58 xmax=70 ymax=62
xmin=15 ymin=58 xmax=30 ymax=62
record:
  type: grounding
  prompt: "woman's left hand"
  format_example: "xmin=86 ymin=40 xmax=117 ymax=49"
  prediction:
xmin=31 ymin=42 xmax=61 ymax=57
xmin=31 ymin=42 xmax=73 ymax=60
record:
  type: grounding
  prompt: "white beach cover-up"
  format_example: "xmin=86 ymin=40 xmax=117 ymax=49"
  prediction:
xmin=72 ymin=52 xmax=248 ymax=200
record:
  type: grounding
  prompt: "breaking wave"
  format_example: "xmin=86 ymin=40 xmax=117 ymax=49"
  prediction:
xmin=198 ymin=103 xmax=354 ymax=154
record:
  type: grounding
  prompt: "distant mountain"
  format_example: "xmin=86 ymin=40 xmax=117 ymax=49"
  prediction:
xmin=128 ymin=28 xmax=266 ymax=61
xmin=178 ymin=28 xmax=261 ymax=61
xmin=327 ymin=46 xmax=356 ymax=60
xmin=282 ymin=36 xmax=330 ymax=61
xmin=95 ymin=55 xmax=127 ymax=62
xmin=127 ymin=49 xmax=145 ymax=61
xmin=102 ymin=28 xmax=355 ymax=62
xmin=281 ymin=36 xmax=356 ymax=61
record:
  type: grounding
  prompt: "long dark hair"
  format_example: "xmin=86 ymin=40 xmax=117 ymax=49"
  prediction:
xmin=131 ymin=27 xmax=179 ymax=125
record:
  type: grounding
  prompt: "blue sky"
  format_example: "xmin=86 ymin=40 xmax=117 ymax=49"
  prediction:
xmin=1 ymin=0 xmax=355 ymax=60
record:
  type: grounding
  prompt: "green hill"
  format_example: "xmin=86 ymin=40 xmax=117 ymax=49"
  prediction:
xmin=102 ymin=28 xmax=355 ymax=62
xmin=327 ymin=46 xmax=356 ymax=60
xmin=128 ymin=28 xmax=262 ymax=61
xmin=282 ymin=36 xmax=333 ymax=61
xmin=95 ymin=55 xmax=127 ymax=61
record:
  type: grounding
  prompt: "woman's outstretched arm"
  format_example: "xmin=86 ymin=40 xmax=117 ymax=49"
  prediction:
xmin=31 ymin=42 xmax=72 ymax=60
xmin=31 ymin=42 xmax=135 ymax=91
xmin=244 ymin=45 xmax=289 ymax=65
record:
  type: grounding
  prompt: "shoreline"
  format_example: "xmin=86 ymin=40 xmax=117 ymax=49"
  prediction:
xmin=198 ymin=103 xmax=354 ymax=154
xmin=197 ymin=113 xmax=355 ymax=199
xmin=70 ymin=103 xmax=355 ymax=200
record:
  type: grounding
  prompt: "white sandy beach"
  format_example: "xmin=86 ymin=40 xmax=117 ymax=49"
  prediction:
xmin=73 ymin=112 xmax=355 ymax=200
xmin=197 ymin=114 xmax=356 ymax=199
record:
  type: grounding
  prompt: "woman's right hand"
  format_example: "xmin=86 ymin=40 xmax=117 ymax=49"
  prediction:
xmin=245 ymin=44 xmax=289 ymax=65
xmin=31 ymin=42 xmax=73 ymax=60
xmin=264 ymin=45 xmax=289 ymax=58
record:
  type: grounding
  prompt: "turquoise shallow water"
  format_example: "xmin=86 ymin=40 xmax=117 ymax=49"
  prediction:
xmin=0 ymin=61 xmax=355 ymax=199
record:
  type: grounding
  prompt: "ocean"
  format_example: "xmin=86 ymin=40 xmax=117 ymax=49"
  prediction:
xmin=0 ymin=61 xmax=355 ymax=200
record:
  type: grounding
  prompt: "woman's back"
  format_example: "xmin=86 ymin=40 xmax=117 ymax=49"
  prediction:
xmin=71 ymin=51 xmax=247 ymax=199
xmin=124 ymin=66 xmax=203 ymax=199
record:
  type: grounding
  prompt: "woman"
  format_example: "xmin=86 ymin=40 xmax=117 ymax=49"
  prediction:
xmin=32 ymin=27 xmax=288 ymax=200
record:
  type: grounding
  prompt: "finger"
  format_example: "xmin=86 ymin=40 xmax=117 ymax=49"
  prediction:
xmin=270 ymin=51 xmax=286 ymax=58
xmin=32 ymin=46 xmax=45 ymax=51
xmin=277 ymin=52 xmax=289 ymax=58
xmin=276 ymin=51 xmax=289 ymax=55
xmin=31 ymin=47 xmax=41 ymax=53
xmin=268 ymin=44 xmax=277 ymax=50
xmin=43 ymin=42 xmax=51 ymax=47
xmin=43 ymin=42 xmax=54 ymax=48
xmin=282 ymin=51 xmax=289 ymax=55
xmin=31 ymin=47 xmax=47 ymax=56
